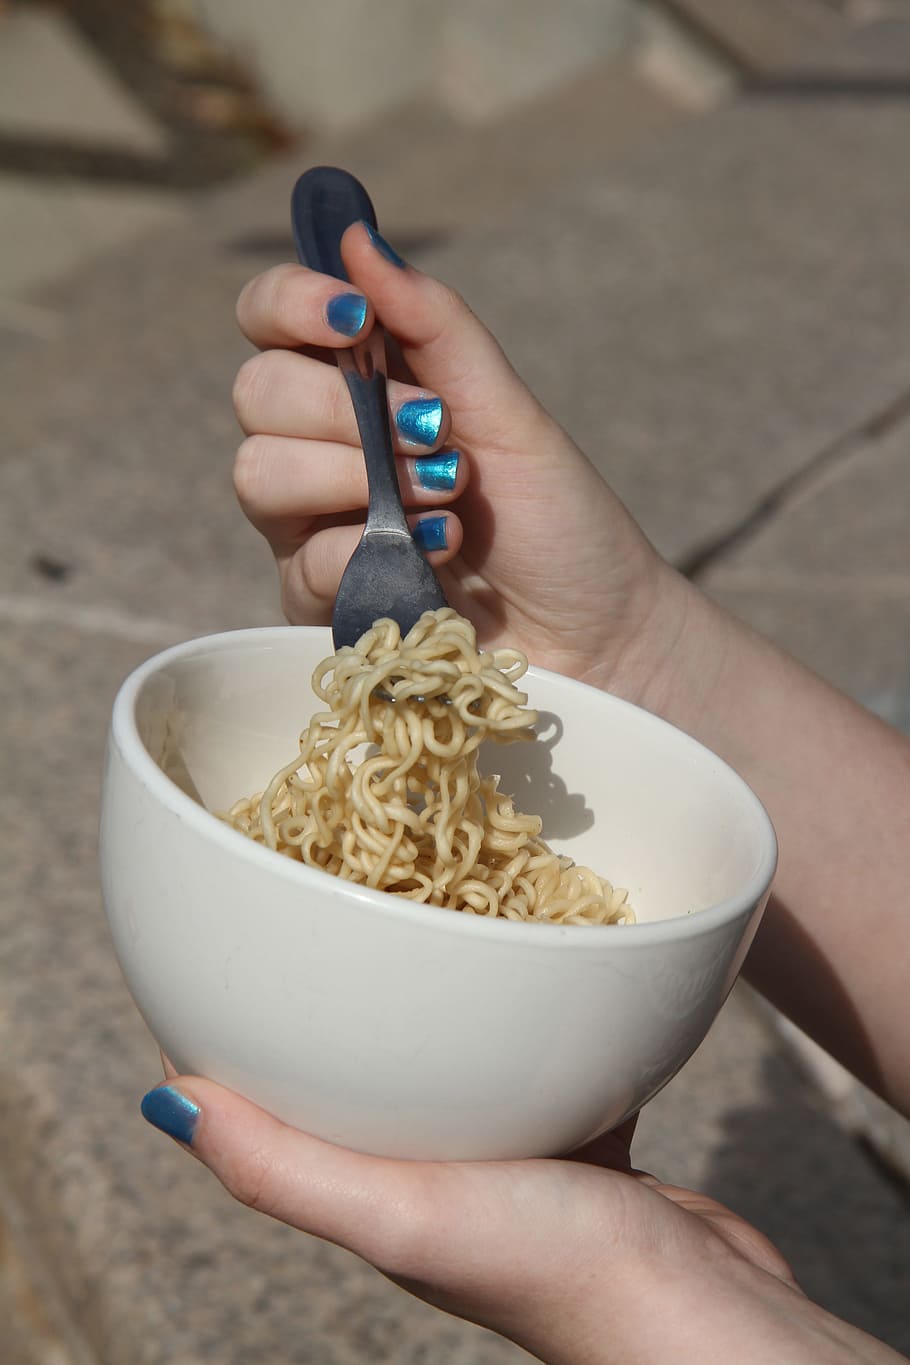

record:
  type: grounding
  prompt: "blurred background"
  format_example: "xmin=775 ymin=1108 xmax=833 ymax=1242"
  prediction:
xmin=1 ymin=1 xmax=909 ymax=1361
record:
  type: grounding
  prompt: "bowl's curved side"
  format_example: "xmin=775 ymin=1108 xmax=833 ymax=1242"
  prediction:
xmin=101 ymin=701 xmax=771 ymax=1160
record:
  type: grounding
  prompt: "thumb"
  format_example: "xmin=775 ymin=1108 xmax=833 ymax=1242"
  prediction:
xmin=340 ymin=221 xmax=553 ymax=457
xmin=139 ymin=1078 xmax=436 ymax=1272
xmin=139 ymin=1079 xmax=648 ymax=1354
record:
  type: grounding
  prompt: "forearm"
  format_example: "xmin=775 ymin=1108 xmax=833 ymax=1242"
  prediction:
xmin=619 ymin=570 xmax=910 ymax=1114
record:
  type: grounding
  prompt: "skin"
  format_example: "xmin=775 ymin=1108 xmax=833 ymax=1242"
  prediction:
xmin=147 ymin=224 xmax=910 ymax=1363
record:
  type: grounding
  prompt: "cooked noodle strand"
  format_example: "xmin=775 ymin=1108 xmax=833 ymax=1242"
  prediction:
xmin=222 ymin=610 xmax=633 ymax=926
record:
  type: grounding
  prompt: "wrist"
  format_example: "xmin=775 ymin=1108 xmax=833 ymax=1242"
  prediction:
xmin=583 ymin=563 xmax=734 ymax=737
xmin=536 ymin=1257 xmax=903 ymax=1365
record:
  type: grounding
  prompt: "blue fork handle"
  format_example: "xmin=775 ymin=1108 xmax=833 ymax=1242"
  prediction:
xmin=291 ymin=165 xmax=376 ymax=281
xmin=291 ymin=167 xmax=410 ymax=538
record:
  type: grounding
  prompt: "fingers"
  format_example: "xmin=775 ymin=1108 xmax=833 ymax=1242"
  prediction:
xmin=339 ymin=223 xmax=551 ymax=455
xmin=233 ymin=349 xmax=452 ymax=455
xmin=237 ymin=262 xmax=374 ymax=349
xmin=234 ymin=435 xmax=465 ymax=538
xmin=140 ymin=1079 xmax=442 ymax=1272
xmin=236 ymin=233 xmax=553 ymax=460
xmin=234 ymin=425 xmax=464 ymax=618
xmin=138 ymin=1075 xmax=646 ymax=1348
xmin=279 ymin=512 xmax=464 ymax=621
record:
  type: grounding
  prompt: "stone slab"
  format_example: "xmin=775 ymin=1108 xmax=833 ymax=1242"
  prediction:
xmin=0 ymin=5 xmax=167 ymax=154
xmin=188 ymin=0 xmax=640 ymax=133
xmin=759 ymin=1005 xmax=910 ymax=1187
xmin=699 ymin=415 xmax=910 ymax=711
xmin=0 ymin=173 xmax=185 ymax=299
xmin=341 ymin=58 xmax=684 ymax=235
xmin=408 ymin=49 xmax=910 ymax=566
xmin=637 ymin=987 xmax=910 ymax=1351
xmin=205 ymin=55 xmax=688 ymax=251
xmin=0 ymin=1204 xmax=82 ymax=1365
xmin=0 ymin=222 xmax=280 ymax=637
xmin=662 ymin=0 xmax=847 ymax=72
xmin=756 ymin=9 xmax=910 ymax=80
xmin=0 ymin=319 xmax=45 ymax=370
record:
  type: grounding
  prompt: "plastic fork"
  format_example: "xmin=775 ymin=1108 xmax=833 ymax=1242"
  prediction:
xmin=291 ymin=166 xmax=449 ymax=651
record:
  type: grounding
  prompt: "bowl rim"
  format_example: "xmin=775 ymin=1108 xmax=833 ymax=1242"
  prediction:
xmin=108 ymin=626 xmax=778 ymax=948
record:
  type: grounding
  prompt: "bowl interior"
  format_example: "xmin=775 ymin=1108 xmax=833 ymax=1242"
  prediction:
xmin=131 ymin=628 xmax=774 ymax=926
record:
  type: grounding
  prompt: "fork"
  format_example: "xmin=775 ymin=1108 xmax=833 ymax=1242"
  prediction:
xmin=291 ymin=165 xmax=449 ymax=651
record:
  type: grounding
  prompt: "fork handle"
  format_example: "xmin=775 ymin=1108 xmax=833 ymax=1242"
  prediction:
xmin=291 ymin=165 xmax=376 ymax=280
xmin=292 ymin=166 xmax=411 ymax=537
xmin=337 ymin=349 xmax=410 ymax=537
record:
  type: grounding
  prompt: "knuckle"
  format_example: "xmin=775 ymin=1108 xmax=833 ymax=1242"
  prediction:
xmin=294 ymin=533 xmax=335 ymax=603
xmin=280 ymin=553 xmax=328 ymax=624
xmin=234 ymin=274 xmax=258 ymax=328
xmin=278 ymin=571 xmax=301 ymax=623
xmin=232 ymin=434 xmax=269 ymax=507
xmin=420 ymin=279 xmax=475 ymax=352
xmin=232 ymin=353 xmax=271 ymax=425
xmin=438 ymin=281 xmax=466 ymax=316
xmin=320 ymin=371 xmax=351 ymax=435
xmin=434 ymin=280 xmax=470 ymax=328
xmin=266 ymin=263 xmax=307 ymax=339
xmin=358 ymin=1189 xmax=436 ymax=1277
xmin=238 ymin=263 xmax=296 ymax=317
xmin=221 ymin=1144 xmax=280 ymax=1215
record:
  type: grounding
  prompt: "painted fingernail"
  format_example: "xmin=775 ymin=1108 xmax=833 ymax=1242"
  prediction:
xmin=412 ymin=516 xmax=448 ymax=552
xmin=141 ymin=1085 xmax=200 ymax=1146
xmin=326 ymin=291 xmax=368 ymax=337
xmin=396 ymin=397 xmax=443 ymax=447
xmin=415 ymin=451 xmax=459 ymax=491
xmin=362 ymin=221 xmax=407 ymax=268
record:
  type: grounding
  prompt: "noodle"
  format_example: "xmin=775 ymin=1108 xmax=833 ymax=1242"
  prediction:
xmin=222 ymin=609 xmax=633 ymax=926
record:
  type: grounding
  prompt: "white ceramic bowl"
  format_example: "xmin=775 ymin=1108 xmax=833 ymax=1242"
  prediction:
xmin=101 ymin=627 xmax=776 ymax=1161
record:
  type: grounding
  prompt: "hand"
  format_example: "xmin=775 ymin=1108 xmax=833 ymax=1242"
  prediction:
xmin=232 ymin=224 xmax=698 ymax=699
xmin=141 ymin=1075 xmax=899 ymax=1365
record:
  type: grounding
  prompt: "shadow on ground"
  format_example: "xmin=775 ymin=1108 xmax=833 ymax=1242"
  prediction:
xmin=703 ymin=1046 xmax=910 ymax=1354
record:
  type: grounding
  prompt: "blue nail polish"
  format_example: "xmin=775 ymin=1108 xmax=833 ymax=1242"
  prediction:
xmin=326 ymin=291 xmax=367 ymax=337
xmin=397 ymin=397 xmax=443 ymax=447
xmin=141 ymin=1085 xmax=200 ymax=1145
xmin=362 ymin=221 xmax=407 ymax=268
xmin=415 ymin=451 xmax=459 ymax=491
xmin=412 ymin=516 xmax=448 ymax=552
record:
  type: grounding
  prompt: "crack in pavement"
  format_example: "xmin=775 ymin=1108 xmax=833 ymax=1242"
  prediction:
xmin=678 ymin=382 xmax=910 ymax=580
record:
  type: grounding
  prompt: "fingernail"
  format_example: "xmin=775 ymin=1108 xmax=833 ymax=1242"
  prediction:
xmin=415 ymin=451 xmax=459 ymax=491
xmin=362 ymin=221 xmax=407 ymax=269
xmin=396 ymin=397 xmax=443 ymax=447
xmin=326 ymin=291 xmax=368 ymax=337
xmin=412 ymin=516 xmax=448 ymax=552
xmin=141 ymin=1084 xmax=200 ymax=1145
